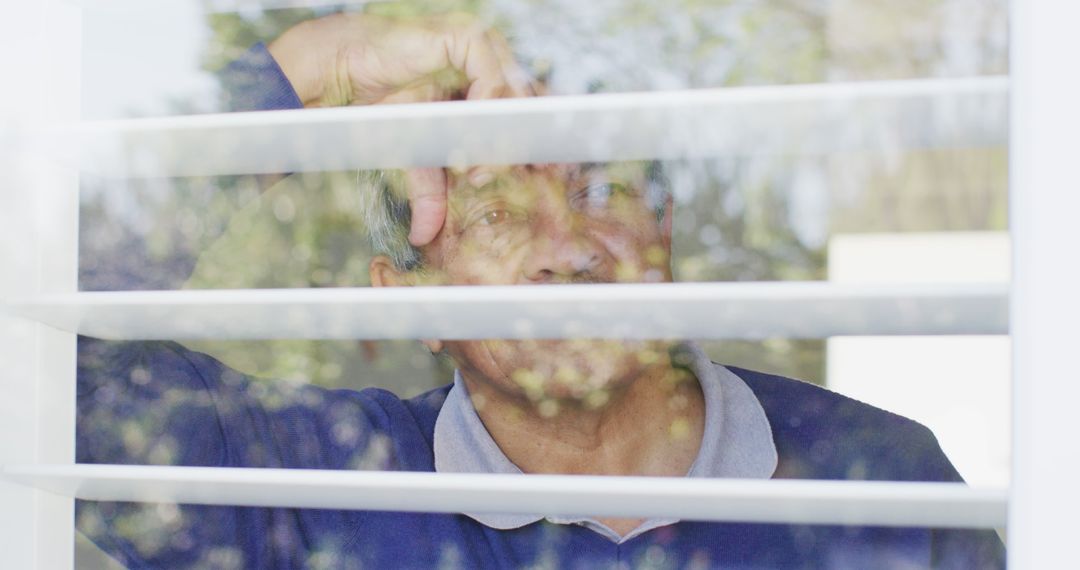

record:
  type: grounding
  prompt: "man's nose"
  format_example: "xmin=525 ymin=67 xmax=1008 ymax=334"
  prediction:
xmin=521 ymin=206 xmax=603 ymax=284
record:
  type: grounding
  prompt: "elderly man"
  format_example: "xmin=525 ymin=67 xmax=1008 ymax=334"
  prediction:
xmin=76 ymin=12 xmax=1004 ymax=569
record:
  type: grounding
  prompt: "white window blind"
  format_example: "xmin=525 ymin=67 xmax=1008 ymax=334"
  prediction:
xmin=1 ymin=1 xmax=1076 ymax=568
xmin=61 ymin=76 xmax=1006 ymax=179
xmin=6 ymin=282 xmax=1007 ymax=340
xmin=3 ymin=464 xmax=1006 ymax=529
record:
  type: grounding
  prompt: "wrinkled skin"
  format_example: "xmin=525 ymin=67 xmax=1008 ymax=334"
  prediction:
xmin=371 ymin=162 xmax=677 ymax=409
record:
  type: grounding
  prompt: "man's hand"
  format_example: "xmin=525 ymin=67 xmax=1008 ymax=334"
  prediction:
xmin=268 ymin=13 xmax=532 ymax=246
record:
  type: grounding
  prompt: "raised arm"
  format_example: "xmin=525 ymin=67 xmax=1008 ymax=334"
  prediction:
xmin=233 ymin=12 xmax=534 ymax=247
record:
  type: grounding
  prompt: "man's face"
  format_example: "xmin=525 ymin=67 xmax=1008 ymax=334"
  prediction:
xmin=412 ymin=162 xmax=674 ymax=407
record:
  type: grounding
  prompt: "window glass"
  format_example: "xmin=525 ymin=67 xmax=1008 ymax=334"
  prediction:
xmin=73 ymin=1 xmax=1008 ymax=567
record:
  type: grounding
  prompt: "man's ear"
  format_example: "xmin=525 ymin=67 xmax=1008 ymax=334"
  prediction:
xmin=369 ymin=255 xmax=409 ymax=288
xmin=368 ymin=255 xmax=444 ymax=353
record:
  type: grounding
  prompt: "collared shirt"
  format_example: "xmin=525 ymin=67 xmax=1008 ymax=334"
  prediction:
xmin=433 ymin=343 xmax=778 ymax=543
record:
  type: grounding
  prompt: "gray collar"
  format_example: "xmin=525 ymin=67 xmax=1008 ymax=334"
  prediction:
xmin=433 ymin=343 xmax=778 ymax=543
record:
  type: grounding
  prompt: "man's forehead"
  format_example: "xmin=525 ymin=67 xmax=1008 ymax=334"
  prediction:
xmin=443 ymin=162 xmax=652 ymax=204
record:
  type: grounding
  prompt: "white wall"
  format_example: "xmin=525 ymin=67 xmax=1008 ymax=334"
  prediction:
xmin=827 ymin=232 xmax=1010 ymax=487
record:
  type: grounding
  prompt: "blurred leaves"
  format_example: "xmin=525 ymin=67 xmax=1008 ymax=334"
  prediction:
xmin=82 ymin=0 xmax=1008 ymax=390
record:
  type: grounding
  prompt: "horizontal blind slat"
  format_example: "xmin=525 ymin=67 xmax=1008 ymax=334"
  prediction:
xmin=1 ymin=464 xmax=1007 ymax=528
xmin=52 ymin=77 xmax=1008 ymax=178
xmin=3 ymin=282 xmax=1008 ymax=340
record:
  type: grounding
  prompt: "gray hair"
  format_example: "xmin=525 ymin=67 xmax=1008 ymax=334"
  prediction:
xmin=357 ymin=169 xmax=423 ymax=272
xmin=357 ymin=163 xmax=671 ymax=272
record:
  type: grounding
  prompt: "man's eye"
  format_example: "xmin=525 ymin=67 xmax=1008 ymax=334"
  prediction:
xmin=576 ymin=182 xmax=629 ymax=209
xmin=480 ymin=209 xmax=514 ymax=226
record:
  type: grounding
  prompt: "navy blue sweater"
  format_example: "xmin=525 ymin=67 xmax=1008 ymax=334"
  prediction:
xmin=76 ymin=339 xmax=1004 ymax=569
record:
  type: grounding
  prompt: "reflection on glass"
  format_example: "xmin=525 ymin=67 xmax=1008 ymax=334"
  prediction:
xmin=76 ymin=2 xmax=1007 ymax=568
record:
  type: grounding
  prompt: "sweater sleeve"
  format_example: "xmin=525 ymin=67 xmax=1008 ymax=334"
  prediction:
xmin=923 ymin=436 xmax=1007 ymax=569
xmin=75 ymin=338 xmax=393 ymax=569
xmin=219 ymin=42 xmax=304 ymax=112
xmin=74 ymin=43 xmax=353 ymax=569
xmin=734 ymin=366 xmax=1006 ymax=568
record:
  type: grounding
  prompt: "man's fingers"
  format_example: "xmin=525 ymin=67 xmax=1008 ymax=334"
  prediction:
xmin=440 ymin=20 xmax=533 ymax=101
xmin=479 ymin=27 xmax=536 ymax=98
xmin=405 ymin=168 xmax=448 ymax=246
xmin=276 ymin=13 xmax=536 ymax=107
xmin=372 ymin=81 xmax=447 ymax=105
xmin=437 ymin=24 xmax=524 ymax=194
xmin=330 ymin=14 xmax=533 ymax=247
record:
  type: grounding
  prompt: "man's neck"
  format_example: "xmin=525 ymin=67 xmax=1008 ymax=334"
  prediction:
xmin=463 ymin=362 xmax=703 ymax=476
xmin=461 ymin=361 xmax=705 ymax=536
